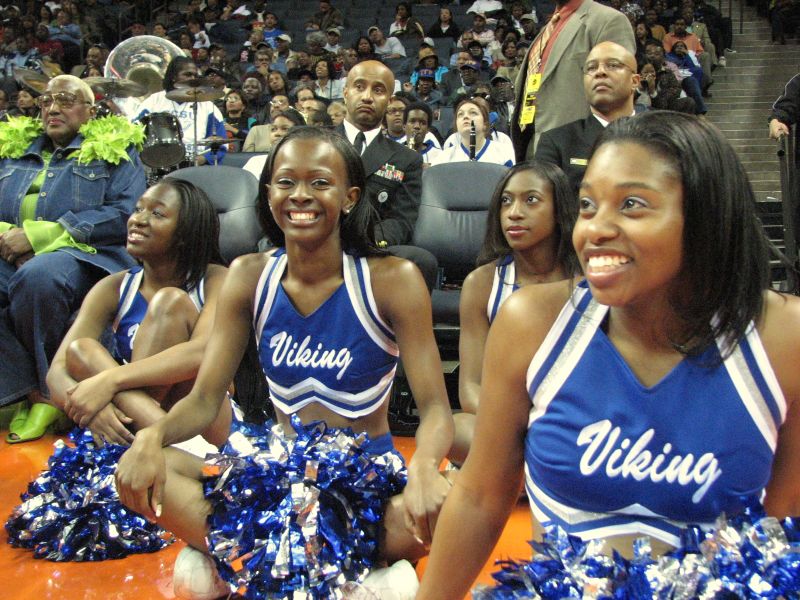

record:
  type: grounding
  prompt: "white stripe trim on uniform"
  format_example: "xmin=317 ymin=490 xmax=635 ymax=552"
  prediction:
xmin=268 ymin=366 xmax=397 ymax=418
xmin=527 ymin=289 xmax=601 ymax=428
xmin=525 ymin=285 xmax=589 ymax=392
xmin=343 ymin=255 xmax=398 ymax=356
xmin=524 ymin=465 xmax=690 ymax=547
xmin=268 ymin=366 xmax=397 ymax=405
xmin=112 ymin=269 xmax=144 ymax=332
xmin=253 ymin=253 xmax=286 ymax=345
xmin=743 ymin=325 xmax=787 ymax=423
xmin=721 ymin=337 xmax=780 ymax=452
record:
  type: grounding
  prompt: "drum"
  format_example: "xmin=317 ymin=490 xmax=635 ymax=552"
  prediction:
xmin=139 ymin=112 xmax=185 ymax=169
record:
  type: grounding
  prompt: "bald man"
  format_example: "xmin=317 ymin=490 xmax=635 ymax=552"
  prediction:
xmin=337 ymin=61 xmax=437 ymax=291
xmin=535 ymin=41 xmax=642 ymax=193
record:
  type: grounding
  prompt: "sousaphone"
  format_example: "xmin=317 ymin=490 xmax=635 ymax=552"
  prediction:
xmin=104 ymin=35 xmax=185 ymax=97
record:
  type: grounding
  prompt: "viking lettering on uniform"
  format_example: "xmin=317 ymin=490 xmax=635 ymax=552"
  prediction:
xmin=269 ymin=331 xmax=354 ymax=380
xmin=576 ymin=419 xmax=723 ymax=503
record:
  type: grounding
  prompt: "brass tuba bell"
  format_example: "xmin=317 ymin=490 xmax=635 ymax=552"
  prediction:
xmin=104 ymin=35 xmax=185 ymax=98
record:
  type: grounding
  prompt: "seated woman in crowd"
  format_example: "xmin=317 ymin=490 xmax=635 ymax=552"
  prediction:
xmin=47 ymin=179 xmax=231 ymax=448
xmin=427 ymin=6 xmax=462 ymax=41
xmin=311 ymin=57 xmax=345 ymax=100
xmin=266 ymin=70 xmax=292 ymax=100
xmin=388 ymin=1 xmax=425 ymax=40
xmin=450 ymin=161 xmax=579 ymax=465
xmin=432 ymin=96 xmax=515 ymax=166
xmin=327 ymin=100 xmax=347 ymax=126
xmin=222 ymin=89 xmax=254 ymax=149
xmin=419 ymin=111 xmax=800 ymax=598
xmin=115 ymin=126 xmax=453 ymax=599
xmin=7 ymin=89 xmax=40 ymax=118
xmin=242 ymin=107 xmax=306 ymax=178
xmin=353 ymin=36 xmax=380 ymax=63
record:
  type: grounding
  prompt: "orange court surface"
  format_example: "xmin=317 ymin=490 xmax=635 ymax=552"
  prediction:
xmin=1 ymin=431 xmax=533 ymax=600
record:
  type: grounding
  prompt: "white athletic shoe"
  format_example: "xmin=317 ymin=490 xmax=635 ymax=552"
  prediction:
xmin=172 ymin=546 xmax=232 ymax=600
xmin=360 ymin=560 xmax=419 ymax=600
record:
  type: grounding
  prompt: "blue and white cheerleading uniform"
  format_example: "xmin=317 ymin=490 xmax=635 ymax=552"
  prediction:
xmin=486 ymin=255 xmax=519 ymax=324
xmin=111 ymin=266 xmax=205 ymax=364
xmin=253 ymin=249 xmax=399 ymax=419
xmin=201 ymin=249 xmax=407 ymax=598
xmin=524 ymin=281 xmax=785 ymax=547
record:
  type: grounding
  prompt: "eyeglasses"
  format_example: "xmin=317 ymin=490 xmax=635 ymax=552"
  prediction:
xmin=582 ymin=59 xmax=634 ymax=75
xmin=36 ymin=92 xmax=93 ymax=109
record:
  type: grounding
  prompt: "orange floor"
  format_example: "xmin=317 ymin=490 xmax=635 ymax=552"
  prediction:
xmin=0 ymin=432 xmax=532 ymax=600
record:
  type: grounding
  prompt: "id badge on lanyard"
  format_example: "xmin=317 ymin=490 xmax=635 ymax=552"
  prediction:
xmin=519 ymin=73 xmax=542 ymax=127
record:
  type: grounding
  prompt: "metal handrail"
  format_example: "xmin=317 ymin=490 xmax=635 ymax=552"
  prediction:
xmin=777 ymin=132 xmax=799 ymax=293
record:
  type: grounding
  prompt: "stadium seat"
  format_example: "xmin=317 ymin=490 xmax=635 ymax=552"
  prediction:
xmin=413 ymin=161 xmax=509 ymax=327
xmin=165 ymin=165 xmax=264 ymax=264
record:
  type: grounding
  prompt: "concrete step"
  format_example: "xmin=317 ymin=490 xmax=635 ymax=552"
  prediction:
xmin=742 ymin=160 xmax=781 ymax=172
xmin=721 ymin=130 xmax=778 ymax=139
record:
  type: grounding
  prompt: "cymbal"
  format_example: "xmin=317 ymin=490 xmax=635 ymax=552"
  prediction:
xmin=197 ymin=136 xmax=240 ymax=146
xmin=13 ymin=67 xmax=49 ymax=94
xmin=83 ymin=77 xmax=146 ymax=98
xmin=166 ymin=86 xmax=224 ymax=102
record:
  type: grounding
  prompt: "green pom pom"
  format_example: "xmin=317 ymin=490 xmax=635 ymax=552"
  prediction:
xmin=0 ymin=116 xmax=44 ymax=159
xmin=75 ymin=115 xmax=146 ymax=165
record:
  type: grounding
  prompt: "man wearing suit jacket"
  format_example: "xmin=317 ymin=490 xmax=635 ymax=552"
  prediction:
xmin=337 ymin=60 xmax=437 ymax=290
xmin=511 ymin=0 xmax=635 ymax=161
xmin=536 ymin=41 xmax=641 ymax=193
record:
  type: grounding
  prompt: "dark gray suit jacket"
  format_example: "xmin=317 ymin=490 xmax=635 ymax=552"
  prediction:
xmin=335 ymin=125 xmax=423 ymax=246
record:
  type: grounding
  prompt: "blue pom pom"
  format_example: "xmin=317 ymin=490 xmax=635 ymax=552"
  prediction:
xmin=204 ymin=416 xmax=406 ymax=599
xmin=475 ymin=496 xmax=800 ymax=599
xmin=5 ymin=429 xmax=173 ymax=561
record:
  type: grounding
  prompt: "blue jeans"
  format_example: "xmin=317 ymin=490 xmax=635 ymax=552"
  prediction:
xmin=0 ymin=251 xmax=104 ymax=403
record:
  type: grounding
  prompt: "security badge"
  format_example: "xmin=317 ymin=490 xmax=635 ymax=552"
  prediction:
xmin=519 ymin=73 xmax=542 ymax=127
xmin=377 ymin=191 xmax=389 ymax=203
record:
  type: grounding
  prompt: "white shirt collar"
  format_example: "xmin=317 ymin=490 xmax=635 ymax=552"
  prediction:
xmin=343 ymin=118 xmax=382 ymax=149
xmin=591 ymin=109 xmax=636 ymax=128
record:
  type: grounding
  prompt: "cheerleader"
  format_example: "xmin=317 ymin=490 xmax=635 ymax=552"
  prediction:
xmin=114 ymin=127 xmax=454 ymax=599
xmin=7 ymin=180 xmax=230 ymax=562
xmin=46 ymin=178 xmax=230 ymax=446
xmin=420 ymin=112 xmax=800 ymax=598
xmin=450 ymin=161 xmax=579 ymax=465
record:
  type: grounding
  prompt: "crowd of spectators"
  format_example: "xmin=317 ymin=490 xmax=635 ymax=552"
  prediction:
xmin=0 ymin=0 xmax=739 ymax=149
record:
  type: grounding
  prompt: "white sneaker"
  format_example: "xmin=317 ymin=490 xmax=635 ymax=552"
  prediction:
xmin=360 ymin=560 xmax=419 ymax=600
xmin=718 ymin=56 xmax=727 ymax=67
xmin=172 ymin=546 xmax=232 ymax=600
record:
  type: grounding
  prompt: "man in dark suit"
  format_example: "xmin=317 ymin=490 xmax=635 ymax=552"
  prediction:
xmin=536 ymin=41 xmax=641 ymax=193
xmin=511 ymin=0 xmax=635 ymax=161
xmin=337 ymin=60 xmax=437 ymax=290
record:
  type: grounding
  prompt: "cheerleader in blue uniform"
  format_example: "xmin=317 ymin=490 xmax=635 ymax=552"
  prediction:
xmin=114 ymin=127 xmax=454 ymax=599
xmin=450 ymin=161 xmax=579 ymax=465
xmin=47 ymin=179 xmax=230 ymax=446
xmin=6 ymin=179 xmax=230 ymax=562
xmin=419 ymin=111 xmax=800 ymax=599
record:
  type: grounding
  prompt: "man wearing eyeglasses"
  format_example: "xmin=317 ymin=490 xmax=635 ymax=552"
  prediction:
xmin=510 ymin=0 xmax=634 ymax=161
xmin=535 ymin=41 xmax=642 ymax=193
xmin=0 ymin=75 xmax=146 ymax=423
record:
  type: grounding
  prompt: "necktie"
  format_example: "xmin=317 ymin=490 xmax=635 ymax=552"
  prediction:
xmin=354 ymin=131 xmax=366 ymax=156
xmin=518 ymin=11 xmax=561 ymax=128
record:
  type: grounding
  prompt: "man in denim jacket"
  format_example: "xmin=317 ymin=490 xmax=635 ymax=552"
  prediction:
xmin=0 ymin=75 xmax=146 ymax=422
